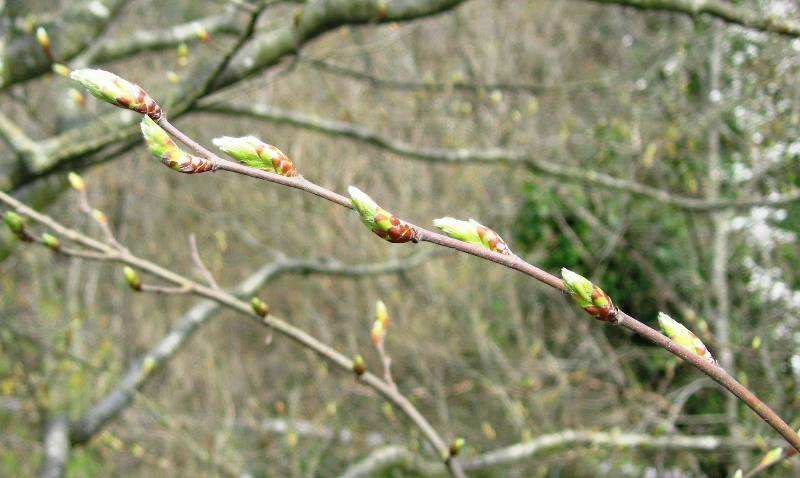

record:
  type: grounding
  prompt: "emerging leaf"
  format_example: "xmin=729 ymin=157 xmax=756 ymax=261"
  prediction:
xmin=141 ymin=118 xmax=216 ymax=174
xmin=212 ymin=136 xmax=297 ymax=177
xmin=561 ymin=268 xmax=618 ymax=322
xmin=657 ymin=312 xmax=716 ymax=364
xmin=433 ymin=217 xmax=511 ymax=255
xmin=348 ymin=186 xmax=417 ymax=243
xmin=71 ymin=69 xmax=162 ymax=119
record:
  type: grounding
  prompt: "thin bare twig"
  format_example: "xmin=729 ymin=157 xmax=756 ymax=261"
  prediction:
xmin=152 ymin=115 xmax=800 ymax=454
xmin=0 ymin=190 xmax=464 ymax=478
xmin=189 ymin=234 xmax=220 ymax=290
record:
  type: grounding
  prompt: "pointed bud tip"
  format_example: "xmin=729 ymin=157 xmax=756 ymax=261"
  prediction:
xmin=67 ymin=172 xmax=85 ymax=191
xmin=42 ymin=233 xmax=60 ymax=250
xmin=251 ymin=297 xmax=269 ymax=317
xmin=449 ymin=438 xmax=466 ymax=456
xmin=123 ymin=266 xmax=142 ymax=291
xmin=3 ymin=211 xmax=24 ymax=234
xmin=352 ymin=354 xmax=367 ymax=376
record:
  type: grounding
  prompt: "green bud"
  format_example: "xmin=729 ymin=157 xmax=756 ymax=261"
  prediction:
xmin=348 ymin=186 xmax=417 ymax=243
xmin=449 ymin=438 xmax=465 ymax=457
xmin=731 ymin=470 xmax=742 ymax=478
xmin=70 ymin=69 xmax=162 ymax=119
xmin=123 ymin=266 xmax=142 ymax=291
xmin=433 ymin=217 xmax=511 ymax=254
xmin=92 ymin=209 xmax=107 ymax=224
xmin=561 ymin=268 xmax=618 ymax=322
xmin=251 ymin=297 xmax=269 ymax=317
xmin=52 ymin=63 xmax=71 ymax=78
xmin=212 ymin=136 xmax=297 ymax=177
xmin=657 ymin=312 xmax=715 ymax=364
xmin=67 ymin=172 xmax=85 ymax=192
xmin=759 ymin=447 xmax=783 ymax=467
xmin=141 ymin=356 xmax=157 ymax=376
xmin=352 ymin=354 xmax=367 ymax=377
xmin=3 ymin=211 xmax=24 ymax=235
xmin=141 ymin=117 xmax=216 ymax=174
xmin=140 ymin=117 xmax=176 ymax=158
xmin=375 ymin=300 xmax=389 ymax=326
xmin=42 ymin=233 xmax=60 ymax=250
xmin=36 ymin=26 xmax=50 ymax=50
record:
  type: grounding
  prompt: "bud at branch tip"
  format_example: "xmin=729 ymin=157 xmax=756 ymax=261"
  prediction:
xmin=70 ymin=69 xmax=162 ymax=119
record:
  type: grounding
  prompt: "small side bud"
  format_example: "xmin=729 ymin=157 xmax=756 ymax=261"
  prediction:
xmin=371 ymin=300 xmax=390 ymax=345
xmin=123 ymin=266 xmax=142 ymax=291
xmin=212 ymin=136 xmax=298 ymax=177
xmin=42 ymin=233 xmax=60 ymax=250
xmin=36 ymin=27 xmax=51 ymax=56
xmin=52 ymin=63 xmax=72 ymax=77
xmin=449 ymin=438 xmax=465 ymax=457
xmin=371 ymin=319 xmax=386 ymax=346
xmin=68 ymin=88 xmax=85 ymax=107
xmin=657 ymin=312 xmax=716 ymax=364
xmin=251 ymin=297 xmax=270 ymax=317
xmin=177 ymin=43 xmax=188 ymax=67
xmin=194 ymin=23 xmax=211 ymax=43
xmin=92 ymin=209 xmax=107 ymax=224
xmin=67 ymin=172 xmax=85 ymax=192
xmin=348 ymin=186 xmax=418 ymax=243
xmin=4 ymin=211 xmax=25 ymax=235
xmin=70 ymin=69 xmax=162 ymax=119
xmin=561 ymin=268 xmax=618 ymax=322
xmin=433 ymin=217 xmax=512 ymax=255
xmin=141 ymin=117 xmax=216 ymax=173
xmin=352 ymin=354 xmax=367 ymax=377
xmin=759 ymin=447 xmax=783 ymax=467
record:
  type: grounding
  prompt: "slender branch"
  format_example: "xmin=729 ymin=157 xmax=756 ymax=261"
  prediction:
xmin=189 ymin=234 xmax=220 ymax=290
xmin=577 ymin=0 xmax=800 ymax=37
xmin=300 ymin=56 xmax=611 ymax=95
xmin=76 ymin=10 xmax=241 ymax=66
xmin=0 ymin=191 xmax=461 ymax=477
xmin=41 ymin=416 xmax=70 ymax=478
xmin=341 ymin=430 xmax=773 ymax=477
xmin=196 ymin=102 xmax=800 ymax=211
xmin=151 ymin=116 xmax=800 ymax=453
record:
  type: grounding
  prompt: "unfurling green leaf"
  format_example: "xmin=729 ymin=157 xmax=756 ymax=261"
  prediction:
xmin=348 ymin=186 xmax=417 ymax=243
xmin=658 ymin=312 xmax=716 ymax=364
xmin=140 ymin=117 xmax=216 ymax=174
xmin=561 ymin=268 xmax=618 ymax=322
xmin=212 ymin=136 xmax=297 ymax=177
xmin=70 ymin=69 xmax=162 ymax=119
xmin=433 ymin=216 xmax=511 ymax=254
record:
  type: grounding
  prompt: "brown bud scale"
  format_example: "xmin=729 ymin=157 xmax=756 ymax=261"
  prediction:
xmin=161 ymin=151 xmax=217 ymax=174
xmin=583 ymin=286 xmax=618 ymax=322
